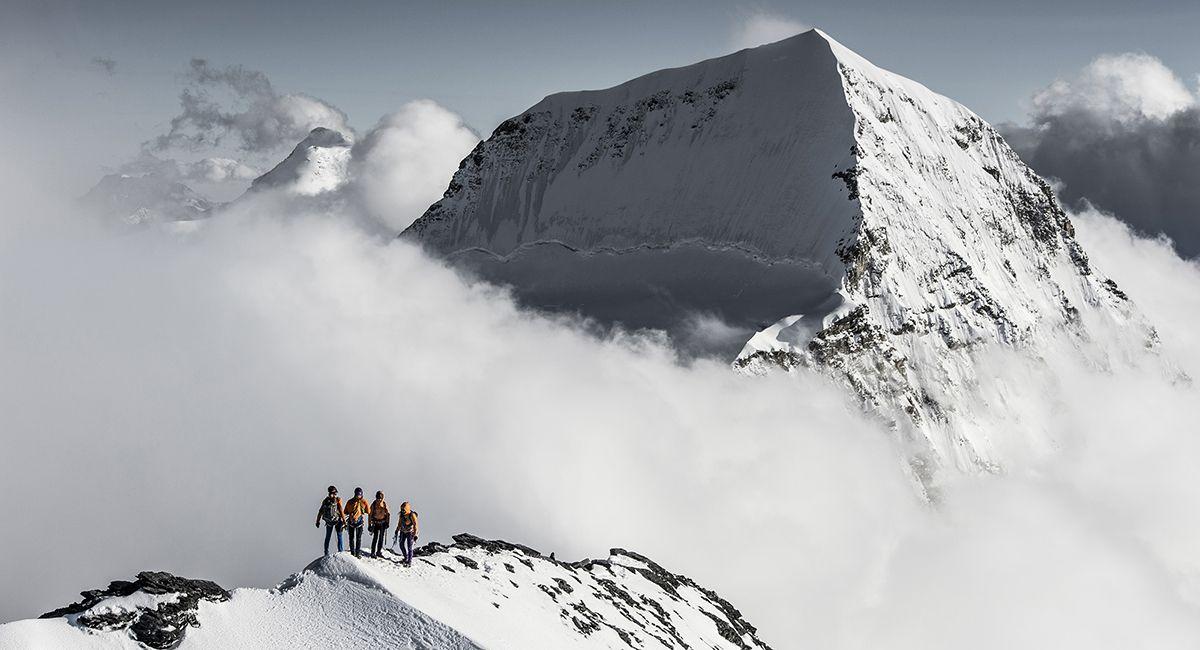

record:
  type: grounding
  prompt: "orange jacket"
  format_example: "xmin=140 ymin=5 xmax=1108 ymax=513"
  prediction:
xmin=370 ymin=498 xmax=390 ymax=522
xmin=344 ymin=496 xmax=371 ymax=523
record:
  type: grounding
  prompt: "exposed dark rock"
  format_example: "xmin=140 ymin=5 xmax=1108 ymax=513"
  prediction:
xmin=40 ymin=571 xmax=229 ymax=649
xmin=538 ymin=584 xmax=560 ymax=602
xmin=732 ymin=348 xmax=804 ymax=371
xmin=1102 ymin=278 xmax=1128 ymax=301
xmin=832 ymin=166 xmax=860 ymax=201
xmin=952 ymin=119 xmax=984 ymax=150
xmin=807 ymin=306 xmax=885 ymax=366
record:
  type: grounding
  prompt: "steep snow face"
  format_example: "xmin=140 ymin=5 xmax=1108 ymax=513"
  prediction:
xmin=2 ymin=535 xmax=771 ymax=650
xmin=404 ymin=29 xmax=1153 ymax=480
xmin=404 ymin=32 xmax=858 ymax=346
xmin=735 ymin=33 xmax=1148 ymax=480
xmin=81 ymin=173 xmax=214 ymax=225
xmin=251 ymin=127 xmax=352 ymax=196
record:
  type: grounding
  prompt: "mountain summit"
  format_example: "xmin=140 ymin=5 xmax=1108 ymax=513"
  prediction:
xmin=250 ymin=127 xmax=352 ymax=196
xmin=402 ymin=29 xmax=1152 ymax=482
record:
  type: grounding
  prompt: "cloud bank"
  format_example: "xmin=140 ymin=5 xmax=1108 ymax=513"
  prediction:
xmin=185 ymin=157 xmax=260 ymax=183
xmin=349 ymin=100 xmax=480 ymax=231
xmin=4 ymin=142 xmax=1200 ymax=649
xmin=1003 ymin=53 xmax=1200 ymax=258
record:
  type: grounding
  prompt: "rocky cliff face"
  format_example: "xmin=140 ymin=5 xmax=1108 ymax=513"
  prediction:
xmin=5 ymin=535 xmax=770 ymax=649
xmin=402 ymin=30 xmax=1155 ymax=484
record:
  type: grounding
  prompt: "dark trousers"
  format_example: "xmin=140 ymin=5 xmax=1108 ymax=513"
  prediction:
xmin=370 ymin=525 xmax=386 ymax=557
xmin=348 ymin=523 xmax=365 ymax=556
xmin=397 ymin=531 xmax=415 ymax=563
xmin=323 ymin=522 xmax=343 ymax=555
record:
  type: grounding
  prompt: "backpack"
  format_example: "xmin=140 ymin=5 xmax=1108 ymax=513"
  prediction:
xmin=321 ymin=497 xmax=341 ymax=523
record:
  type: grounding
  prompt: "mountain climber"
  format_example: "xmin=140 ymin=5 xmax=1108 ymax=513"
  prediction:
xmin=394 ymin=501 xmax=419 ymax=566
xmin=344 ymin=487 xmax=372 ymax=558
xmin=368 ymin=491 xmax=391 ymax=558
xmin=315 ymin=486 xmax=345 ymax=556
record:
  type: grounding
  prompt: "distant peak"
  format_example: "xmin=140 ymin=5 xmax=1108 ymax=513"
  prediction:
xmin=300 ymin=127 xmax=351 ymax=149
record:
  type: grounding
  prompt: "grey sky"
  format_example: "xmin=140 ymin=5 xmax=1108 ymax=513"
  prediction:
xmin=4 ymin=0 xmax=1200 ymax=194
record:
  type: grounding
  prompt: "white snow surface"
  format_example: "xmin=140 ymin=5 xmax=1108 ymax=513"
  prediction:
xmin=84 ymin=592 xmax=180 ymax=618
xmin=0 ymin=537 xmax=769 ymax=649
xmin=250 ymin=127 xmax=352 ymax=196
xmin=404 ymin=29 xmax=1157 ymax=482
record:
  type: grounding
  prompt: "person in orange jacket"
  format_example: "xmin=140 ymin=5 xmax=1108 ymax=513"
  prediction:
xmin=394 ymin=502 xmax=419 ymax=566
xmin=315 ymin=486 xmax=345 ymax=556
xmin=343 ymin=487 xmax=372 ymax=558
xmin=368 ymin=491 xmax=391 ymax=558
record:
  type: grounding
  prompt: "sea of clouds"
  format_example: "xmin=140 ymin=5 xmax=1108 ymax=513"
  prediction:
xmin=4 ymin=148 xmax=1200 ymax=648
xmin=3 ymin=40 xmax=1200 ymax=648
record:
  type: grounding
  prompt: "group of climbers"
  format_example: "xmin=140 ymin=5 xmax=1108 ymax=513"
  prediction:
xmin=315 ymin=486 xmax=420 ymax=564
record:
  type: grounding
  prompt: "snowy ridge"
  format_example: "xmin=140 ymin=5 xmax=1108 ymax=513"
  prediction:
xmin=249 ymin=127 xmax=352 ymax=196
xmin=0 ymin=534 xmax=771 ymax=649
xmin=402 ymin=29 xmax=1156 ymax=483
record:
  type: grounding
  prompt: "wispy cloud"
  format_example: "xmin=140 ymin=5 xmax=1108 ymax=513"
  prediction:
xmin=153 ymin=58 xmax=352 ymax=154
xmin=730 ymin=11 xmax=810 ymax=51
xmin=90 ymin=56 xmax=117 ymax=75
xmin=1002 ymin=53 xmax=1200 ymax=258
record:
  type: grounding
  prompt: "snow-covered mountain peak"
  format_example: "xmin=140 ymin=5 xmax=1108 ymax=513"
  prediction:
xmin=2 ymin=534 xmax=771 ymax=649
xmin=297 ymin=126 xmax=351 ymax=148
xmin=250 ymin=127 xmax=353 ymax=196
xmin=401 ymin=30 xmax=1155 ymax=482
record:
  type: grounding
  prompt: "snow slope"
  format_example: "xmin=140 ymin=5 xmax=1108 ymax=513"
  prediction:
xmin=404 ymin=31 xmax=855 ymax=341
xmin=402 ymin=29 xmax=1154 ymax=483
xmin=249 ymin=127 xmax=352 ymax=196
xmin=1 ymin=535 xmax=770 ymax=649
